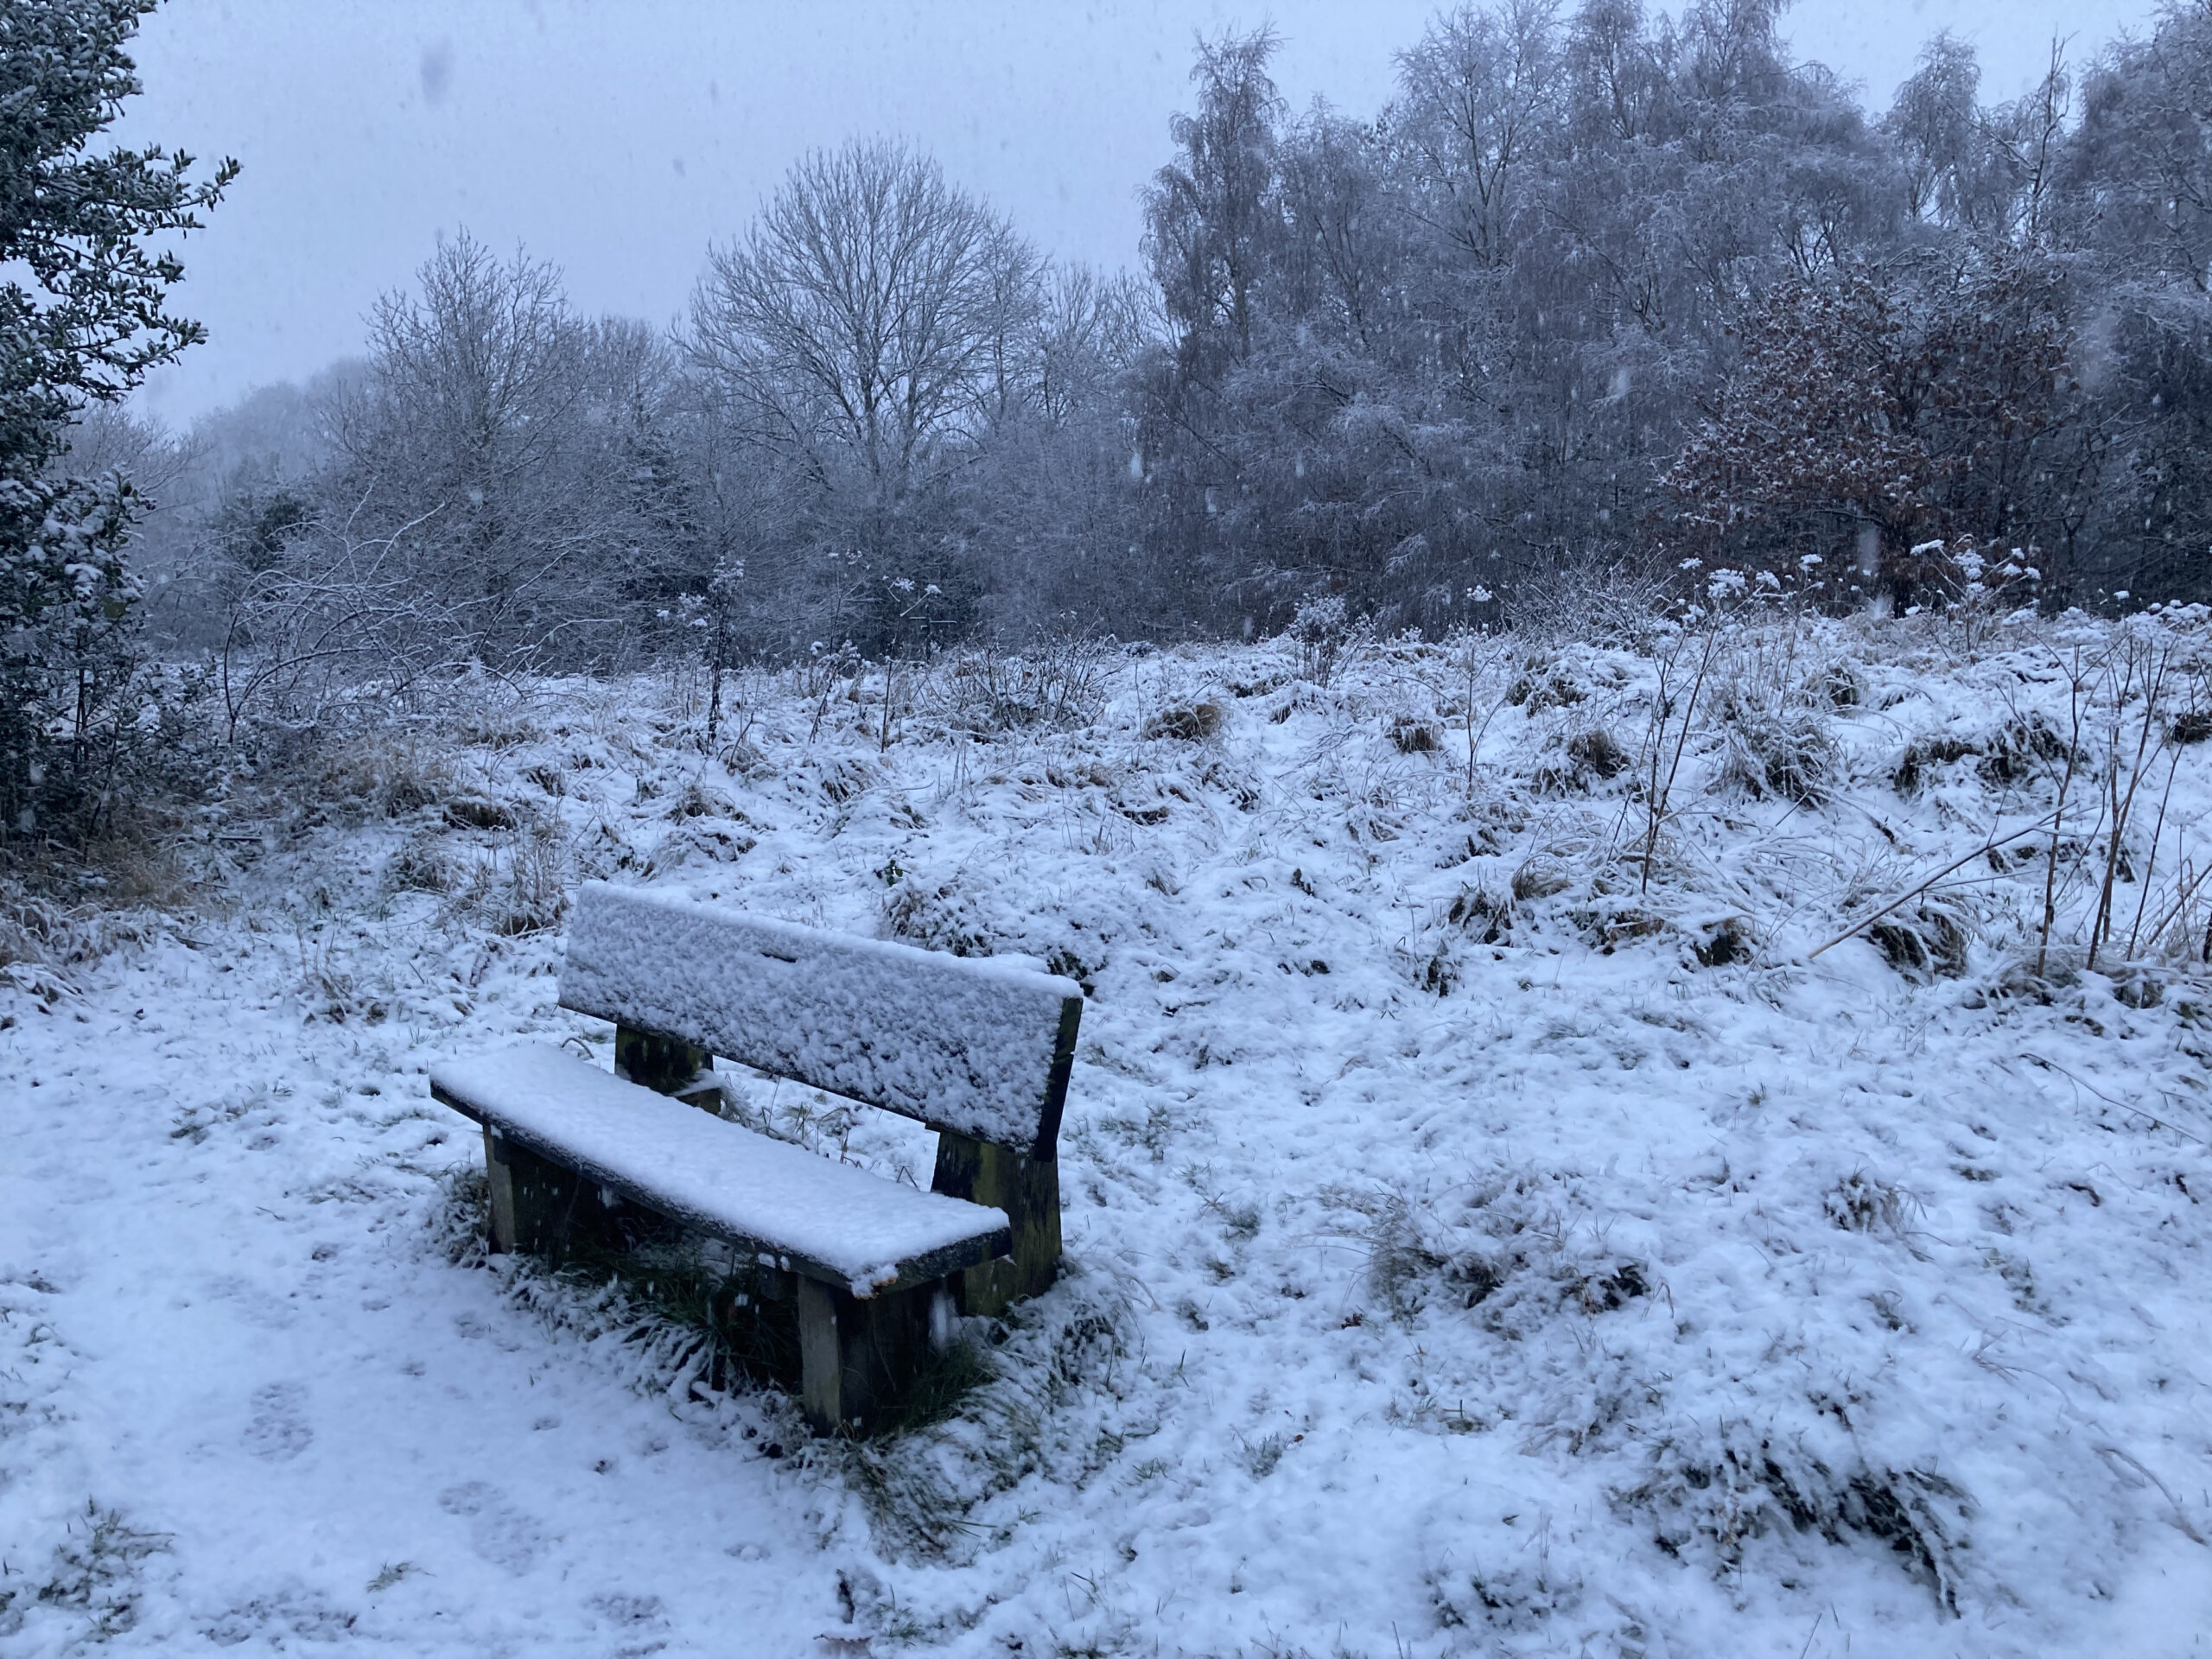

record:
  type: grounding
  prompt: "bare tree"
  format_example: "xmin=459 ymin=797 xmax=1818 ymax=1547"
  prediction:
xmin=1396 ymin=0 xmax=1565 ymax=270
xmin=1982 ymin=41 xmax=2073 ymax=246
xmin=336 ymin=232 xmax=588 ymax=647
xmin=179 ymin=231 xmax=705 ymax=734
xmin=685 ymin=140 xmax=1043 ymax=651
xmin=1144 ymin=29 xmax=1287 ymax=362
xmin=1886 ymin=34 xmax=1985 ymax=228
xmin=689 ymin=140 xmax=1036 ymax=505
xmin=318 ymin=232 xmax=692 ymax=672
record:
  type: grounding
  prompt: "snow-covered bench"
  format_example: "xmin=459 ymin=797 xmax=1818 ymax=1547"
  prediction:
xmin=429 ymin=880 xmax=1084 ymax=1435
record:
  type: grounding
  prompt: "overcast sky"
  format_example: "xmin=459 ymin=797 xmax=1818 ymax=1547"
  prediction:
xmin=121 ymin=0 xmax=2163 ymax=426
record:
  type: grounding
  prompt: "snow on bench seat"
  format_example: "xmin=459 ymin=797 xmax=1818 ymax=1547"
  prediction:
xmin=430 ymin=1043 xmax=1012 ymax=1296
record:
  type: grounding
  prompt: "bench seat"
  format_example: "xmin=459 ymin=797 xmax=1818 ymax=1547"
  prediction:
xmin=430 ymin=1044 xmax=1013 ymax=1296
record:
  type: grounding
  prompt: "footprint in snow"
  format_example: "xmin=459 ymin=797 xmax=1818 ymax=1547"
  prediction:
xmin=453 ymin=1309 xmax=522 ymax=1351
xmin=242 ymin=1382 xmax=313 ymax=1461
xmin=201 ymin=1586 xmax=358 ymax=1645
xmin=587 ymin=1592 xmax=667 ymax=1628
xmin=207 ymin=1275 xmax=299 ymax=1331
xmin=437 ymin=1481 xmax=553 ymax=1575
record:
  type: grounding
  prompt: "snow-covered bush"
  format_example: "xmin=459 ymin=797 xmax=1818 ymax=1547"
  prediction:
xmin=1715 ymin=691 xmax=1836 ymax=805
xmin=1288 ymin=593 xmax=1354 ymax=684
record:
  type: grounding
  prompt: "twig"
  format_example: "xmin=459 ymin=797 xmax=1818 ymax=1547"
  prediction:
xmin=1641 ymin=627 xmax=1719 ymax=894
xmin=2090 ymin=637 xmax=2171 ymax=970
xmin=2126 ymin=744 xmax=2185 ymax=961
xmin=2040 ymin=651 xmax=2090 ymax=977
xmin=2019 ymin=1052 xmax=2211 ymax=1148
xmin=2136 ymin=856 xmax=2212 ymax=964
xmin=1806 ymin=810 xmax=2063 ymax=961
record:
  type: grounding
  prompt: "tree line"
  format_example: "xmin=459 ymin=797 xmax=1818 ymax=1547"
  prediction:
xmin=15 ymin=0 xmax=2212 ymax=844
xmin=1136 ymin=1 xmax=2212 ymax=629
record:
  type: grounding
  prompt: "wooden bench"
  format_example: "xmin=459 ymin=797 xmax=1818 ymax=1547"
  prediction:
xmin=429 ymin=880 xmax=1084 ymax=1435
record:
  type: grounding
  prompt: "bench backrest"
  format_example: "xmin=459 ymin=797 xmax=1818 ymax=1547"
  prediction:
xmin=557 ymin=881 xmax=1083 ymax=1159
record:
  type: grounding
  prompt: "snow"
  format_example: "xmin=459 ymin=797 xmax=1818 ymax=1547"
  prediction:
xmin=559 ymin=880 xmax=1080 ymax=1153
xmin=430 ymin=1041 xmax=1007 ymax=1293
xmin=4 ymin=614 xmax=2211 ymax=1656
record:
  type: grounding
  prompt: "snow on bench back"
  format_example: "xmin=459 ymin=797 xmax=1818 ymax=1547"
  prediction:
xmin=558 ymin=881 xmax=1084 ymax=1156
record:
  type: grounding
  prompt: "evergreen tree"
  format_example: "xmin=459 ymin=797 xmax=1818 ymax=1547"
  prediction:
xmin=0 ymin=0 xmax=231 ymax=843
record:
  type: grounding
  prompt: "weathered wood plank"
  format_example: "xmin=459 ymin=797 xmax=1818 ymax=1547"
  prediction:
xmin=481 ymin=1126 xmax=622 ymax=1258
xmin=796 ymin=1275 xmax=939 ymax=1435
xmin=931 ymin=1129 xmax=1061 ymax=1316
xmin=613 ymin=1025 xmax=709 ymax=1096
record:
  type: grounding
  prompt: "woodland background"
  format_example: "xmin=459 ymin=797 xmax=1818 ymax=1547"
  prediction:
xmin=18 ymin=0 xmax=2212 ymax=846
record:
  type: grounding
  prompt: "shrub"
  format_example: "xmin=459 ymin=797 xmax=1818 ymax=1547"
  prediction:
xmin=1716 ymin=692 xmax=1834 ymax=804
xmin=1567 ymin=728 xmax=1630 ymax=779
xmin=1288 ymin=593 xmax=1353 ymax=684
xmin=1389 ymin=715 xmax=1442 ymax=753
xmin=487 ymin=823 xmax=568 ymax=937
xmin=387 ymin=836 xmax=453 ymax=894
xmin=1891 ymin=735 xmax=1978 ymax=794
xmin=1867 ymin=908 xmax=1969 ymax=980
xmin=1142 ymin=702 xmax=1224 ymax=741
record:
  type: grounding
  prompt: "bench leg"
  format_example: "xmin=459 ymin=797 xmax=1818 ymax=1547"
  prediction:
xmin=795 ymin=1277 xmax=937 ymax=1436
xmin=482 ymin=1128 xmax=619 ymax=1257
xmin=931 ymin=1131 xmax=1061 ymax=1317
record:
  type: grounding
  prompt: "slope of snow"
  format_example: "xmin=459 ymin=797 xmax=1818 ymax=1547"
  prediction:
xmin=3 ymin=611 xmax=2209 ymax=1656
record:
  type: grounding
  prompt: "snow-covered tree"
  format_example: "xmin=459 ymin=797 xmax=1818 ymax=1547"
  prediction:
xmin=306 ymin=234 xmax=696 ymax=680
xmin=0 ymin=0 xmax=231 ymax=844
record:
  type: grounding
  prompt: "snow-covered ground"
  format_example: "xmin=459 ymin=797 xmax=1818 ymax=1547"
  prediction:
xmin=5 ymin=610 xmax=2211 ymax=1656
